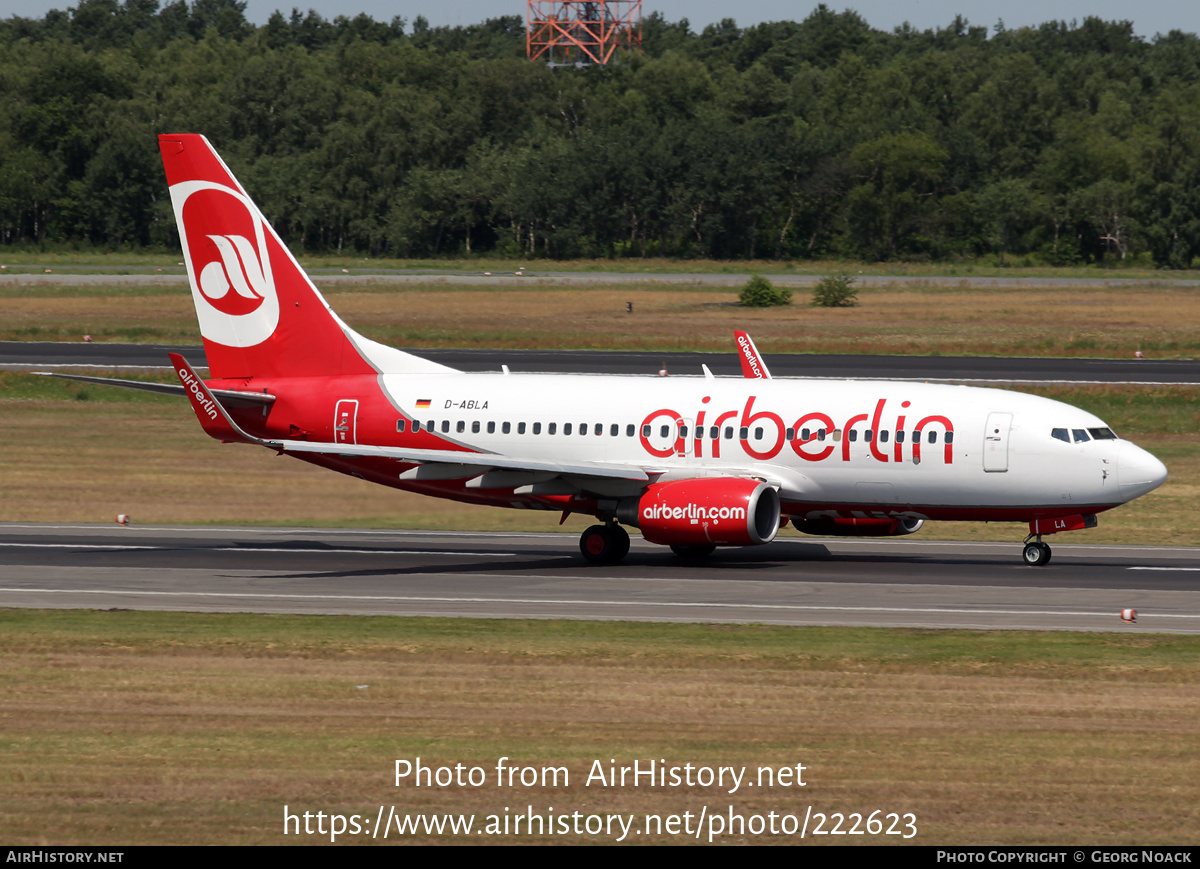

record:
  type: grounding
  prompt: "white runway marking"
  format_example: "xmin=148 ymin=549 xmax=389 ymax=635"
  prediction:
xmin=2 ymin=587 xmax=1197 ymax=620
xmin=0 ymin=542 xmax=516 ymax=556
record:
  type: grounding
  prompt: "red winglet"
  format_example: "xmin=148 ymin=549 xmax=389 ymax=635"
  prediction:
xmin=734 ymin=331 xmax=772 ymax=379
xmin=169 ymin=353 xmax=246 ymax=442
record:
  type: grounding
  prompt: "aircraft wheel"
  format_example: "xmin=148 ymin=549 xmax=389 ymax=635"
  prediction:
xmin=609 ymin=524 xmax=630 ymax=562
xmin=671 ymin=544 xmax=716 ymax=560
xmin=1022 ymin=542 xmax=1051 ymax=566
xmin=580 ymin=524 xmax=627 ymax=564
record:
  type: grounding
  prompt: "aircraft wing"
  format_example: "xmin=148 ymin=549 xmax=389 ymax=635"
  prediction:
xmin=256 ymin=439 xmax=651 ymax=482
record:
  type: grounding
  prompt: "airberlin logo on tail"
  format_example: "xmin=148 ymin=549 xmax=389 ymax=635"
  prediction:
xmin=171 ymin=181 xmax=281 ymax=348
xmin=198 ymin=234 xmax=267 ymax=316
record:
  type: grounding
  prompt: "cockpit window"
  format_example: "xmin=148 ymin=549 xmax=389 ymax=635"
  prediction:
xmin=1088 ymin=427 xmax=1117 ymax=440
xmin=1072 ymin=429 xmax=1091 ymax=443
xmin=1051 ymin=428 xmax=1070 ymax=443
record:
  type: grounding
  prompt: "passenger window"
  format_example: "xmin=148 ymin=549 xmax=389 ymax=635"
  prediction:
xmin=610 ymin=424 xmax=618 ymax=436
xmin=1072 ymin=429 xmax=1090 ymax=443
xmin=786 ymin=428 xmax=795 ymax=441
xmin=458 ymin=421 xmax=466 ymax=433
xmin=397 ymin=419 xmax=407 ymax=433
xmin=426 ymin=420 xmax=434 ymax=432
xmin=832 ymin=429 xmax=841 ymax=442
xmin=660 ymin=425 xmax=670 ymax=438
xmin=517 ymin=422 xmax=526 ymax=434
xmin=724 ymin=427 xmax=734 ymax=439
xmin=879 ymin=430 xmax=889 ymax=443
xmin=739 ymin=427 xmax=749 ymax=439
xmin=944 ymin=431 xmax=953 ymax=444
xmin=532 ymin=422 xmax=541 ymax=435
xmin=502 ymin=422 xmax=510 ymax=434
xmin=471 ymin=421 xmax=480 ymax=434
xmin=487 ymin=421 xmax=496 ymax=434
xmin=626 ymin=425 xmax=635 ymax=437
xmin=642 ymin=425 xmax=651 ymax=437
xmin=709 ymin=426 xmax=718 ymax=439
xmin=896 ymin=430 xmax=904 ymax=443
xmin=680 ymin=425 xmax=689 ymax=438
xmin=548 ymin=423 xmax=556 ymax=435
xmin=864 ymin=430 xmax=873 ymax=443
xmin=817 ymin=429 xmax=826 ymax=441
xmin=754 ymin=427 xmax=763 ymax=440
xmin=596 ymin=424 xmax=604 ymax=436
xmin=412 ymin=420 xmax=421 ymax=433
xmin=440 ymin=420 xmax=449 ymax=433
xmin=848 ymin=430 xmax=858 ymax=443
xmin=928 ymin=431 xmax=938 ymax=444
xmin=564 ymin=423 xmax=573 ymax=435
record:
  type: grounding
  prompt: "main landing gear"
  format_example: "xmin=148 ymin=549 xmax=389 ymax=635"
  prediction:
xmin=1022 ymin=538 xmax=1052 ymax=567
xmin=579 ymin=523 xmax=630 ymax=564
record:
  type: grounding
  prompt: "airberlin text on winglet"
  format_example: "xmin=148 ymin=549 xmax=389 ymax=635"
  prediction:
xmin=177 ymin=364 xmax=218 ymax=420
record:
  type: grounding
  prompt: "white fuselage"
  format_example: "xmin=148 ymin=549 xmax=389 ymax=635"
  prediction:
xmin=377 ymin=371 xmax=1164 ymax=522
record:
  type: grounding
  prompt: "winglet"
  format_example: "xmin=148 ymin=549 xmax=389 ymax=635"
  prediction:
xmin=734 ymin=331 xmax=772 ymax=379
xmin=169 ymin=352 xmax=259 ymax=444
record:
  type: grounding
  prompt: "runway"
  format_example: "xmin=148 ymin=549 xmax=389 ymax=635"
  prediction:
xmin=3 ymin=524 xmax=1199 ymax=633
xmin=4 ymin=341 xmax=1197 ymax=384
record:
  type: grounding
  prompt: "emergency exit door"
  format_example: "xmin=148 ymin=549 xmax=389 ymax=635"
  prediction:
xmin=983 ymin=412 xmax=1012 ymax=472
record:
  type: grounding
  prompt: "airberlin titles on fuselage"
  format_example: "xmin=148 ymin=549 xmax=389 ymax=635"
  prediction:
xmin=637 ymin=396 xmax=954 ymax=464
xmin=398 ymin=393 xmax=954 ymax=466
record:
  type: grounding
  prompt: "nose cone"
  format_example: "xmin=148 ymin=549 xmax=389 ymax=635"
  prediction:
xmin=1117 ymin=443 xmax=1168 ymax=501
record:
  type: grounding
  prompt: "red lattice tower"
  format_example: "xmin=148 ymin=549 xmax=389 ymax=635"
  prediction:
xmin=527 ymin=0 xmax=642 ymax=65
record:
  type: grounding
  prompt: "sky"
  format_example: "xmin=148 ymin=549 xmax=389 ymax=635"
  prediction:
xmin=4 ymin=0 xmax=1197 ymax=40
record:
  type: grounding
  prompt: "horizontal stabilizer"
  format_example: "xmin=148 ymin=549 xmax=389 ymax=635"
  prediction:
xmin=35 ymin=371 xmax=275 ymax=408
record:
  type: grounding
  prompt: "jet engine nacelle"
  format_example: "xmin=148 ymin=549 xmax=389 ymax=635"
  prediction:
xmin=791 ymin=516 xmax=924 ymax=537
xmin=617 ymin=477 xmax=781 ymax=547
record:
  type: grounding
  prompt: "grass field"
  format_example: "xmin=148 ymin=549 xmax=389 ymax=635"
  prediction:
xmin=4 ymin=250 xmax=1200 ymax=279
xmin=2 ymin=610 xmax=1197 ymax=845
xmin=5 ymin=279 xmax=1200 ymax=356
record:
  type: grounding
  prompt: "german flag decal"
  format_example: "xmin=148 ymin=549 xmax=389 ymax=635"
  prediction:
xmin=415 ymin=399 xmax=431 ymax=408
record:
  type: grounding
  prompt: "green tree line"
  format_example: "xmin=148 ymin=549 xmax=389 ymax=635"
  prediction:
xmin=3 ymin=0 xmax=1200 ymax=265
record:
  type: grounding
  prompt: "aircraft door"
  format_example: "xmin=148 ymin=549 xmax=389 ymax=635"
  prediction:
xmin=335 ymin=399 xmax=359 ymax=445
xmin=983 ymin=412 xmax=1013 ymax=472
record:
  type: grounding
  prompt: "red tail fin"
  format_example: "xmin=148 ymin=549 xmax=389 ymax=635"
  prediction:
xmin=159 ymin=134 xmax=375 ymax=380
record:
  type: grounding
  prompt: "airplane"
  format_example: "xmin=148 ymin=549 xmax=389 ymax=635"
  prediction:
xmin=54 ymin=135 xmax=1169 ymax=567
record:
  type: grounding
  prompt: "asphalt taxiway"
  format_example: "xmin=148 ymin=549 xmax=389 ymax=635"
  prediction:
xmin=3 ymin=524 xmax=1198 ymax=633
xmin=3 ymin=341 xmax=1197 ymax=384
